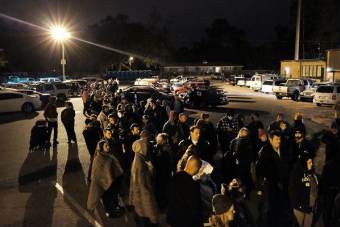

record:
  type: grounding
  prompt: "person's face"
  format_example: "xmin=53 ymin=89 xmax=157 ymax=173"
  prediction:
xmin=270 ymin=135 xmax=281 ymax=148
xmin=109 ymin=118 xmax=115 ymax=125
xmin=252 ymin=115 xmax=258 ymax=121
xmin=122 ymin=99 xmax=126 ymax=104
xmin=307 ymin=159 xmax=313 ymax=171
xmin=277 ymin=115 xmax=283 ymax=122
xmin=295 ymin=132 xmax=303 ymax=142
xmin=103 ymin=143 xmax=110 ymax=152
xmin=260 ymin=134 xmax=267 ymax=142
xmin=180 ymin=115 xmax=187 ymax=123
xmin=104 ymin=108 xmax=109 ymax=114
xmin=131 ymin=127 xmax=140 ymax=136
xmin=191 ymin=128 xmax=200 ymax=141
xmin=240 ymin=130 xmax=247 ymax=138
xmin=331 ymin=128 xmax=338 ymax=134
xmin=156 ymin=135 xmax=164 ymax=145
xmin=226 ymin=205 xmax=235 ymax=221
xmin=142 ymin=117 xmax=148 ymax=124
xmin=104 ymin=130 xmax=112 ymax=139
xmin=280 ymin=122 xmax=287 ymax=131
xmin=86 ymin=123 xmax=93 ymax=128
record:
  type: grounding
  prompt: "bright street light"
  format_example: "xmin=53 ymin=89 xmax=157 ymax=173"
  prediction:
xmin=129 ymin=57 xmax=134 ymax=71
xmin=52 ymin=27 xmax=70 ymax=82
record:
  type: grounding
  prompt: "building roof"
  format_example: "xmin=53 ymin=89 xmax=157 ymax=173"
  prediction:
xmin=165 ymin=62 xmax=243 ymax=68
xmin=280 ymin=59 xmax=326 ymax=63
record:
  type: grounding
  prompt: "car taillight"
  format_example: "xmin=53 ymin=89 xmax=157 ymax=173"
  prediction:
xmin=332 ymin=95 xmax=336 ymax=100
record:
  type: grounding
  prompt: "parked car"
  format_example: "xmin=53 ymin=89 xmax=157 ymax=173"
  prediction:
xmin=237 ymin=78 xmax=247 ymax=87
xmin=29 ymin=83 xmax=70 ymax=101
xmin=81 ymin=77 xmax=99 ymax=85
xmin=173 ymin=81 xmax=209 ymax=95
xmin=4 ymin=83 xmax=28 ymax=89
xmin=0 ymin=90 xmax=41 ymax=113
xmin=39 ymin=77 xmax=62 ymax=83
xmin=122 ymin=85 xmax=173 ymax=101
xmin=152 ymin=82 xmax=171 ymax=93
xmin=7 ymin=89 xmax=50 ymax=107
xmin=272 ymin=79 xmax=314 ymax=101
xmin=170 ymin=75 xmax=187 ymax=84
xmin=63 ymin=81 xmax=81 ymax=96
xmin=314 ymin=85 xmax=340 ymax=106
xmin=247 ymin=74 xmax=282 ymax=91
xmin=179 ymin=87 xmax=228 ymax=108
xmin=300 ymin=82 xmax=339 ymax=102
xmin=70 ymin=80 xmax=87 ymax=88
xmin=210 ymin=73 xmax=224 ymax=80
xmin=57 ymin=76 xmax=72 ymax=81
xmin=261 ymin=79 xmax=287 ymax=94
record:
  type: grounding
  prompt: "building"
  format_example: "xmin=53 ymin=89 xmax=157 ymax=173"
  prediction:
xmin=326 ymin=49 xmax=340 ymax=82
xmin=280 ymin=59 xmax=326 ymax=81
xmin=164 ymin=62 xmax=243 ymax=75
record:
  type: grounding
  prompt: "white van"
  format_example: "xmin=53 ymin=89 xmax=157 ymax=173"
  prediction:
xmin=247 ymin=74 xmax=282 ymax=91
xmin=261 ymin=79 xmax=286 ymax=94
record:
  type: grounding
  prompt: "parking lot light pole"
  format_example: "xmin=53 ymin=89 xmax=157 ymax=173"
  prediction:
xmin=52 ymin=28 xmax=70 ymax=81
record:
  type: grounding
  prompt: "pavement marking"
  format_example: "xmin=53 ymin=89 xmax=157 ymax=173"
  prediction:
xmin=51 ymin=181 xmax=103 ymax=227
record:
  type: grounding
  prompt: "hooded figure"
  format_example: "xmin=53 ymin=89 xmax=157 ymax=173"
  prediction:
xmin=87 ymin=141 xmax=124 ymax=211
xmin=129 ymin=132 xmax=160 ymax=224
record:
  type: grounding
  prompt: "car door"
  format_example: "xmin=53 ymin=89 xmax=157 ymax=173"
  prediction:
xmin=0 ymin=93 xmax=24 ymax=112
xmin=44 ymin=84 xmax=55 ymax=95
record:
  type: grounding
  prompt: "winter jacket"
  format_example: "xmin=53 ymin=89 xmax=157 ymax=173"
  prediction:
xmin=166 ymin=171 xmax=204 ymax=227
xmin=83 ymin=126 xmax=101 ymax=156
xmin=61 ymin=108 xmax=75 ymax=125
xmin=44 ymin=102 xmax=58 ymax=119
xmin=247 ymin=120 xmax=264 ymax=147
xmin=292 ymin=139 xmax=315 ymax=166
xmin=289 ymin=162 xmax=318 ymax=213
xmin=321 ymin=130 xmax=340 ymax=162
xmin=177 ymin=137 xmax=210 ymax=162
xmin=256 ymin=144 xmax=289 ymax=187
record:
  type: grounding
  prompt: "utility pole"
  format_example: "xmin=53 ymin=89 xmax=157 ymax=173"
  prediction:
xmin=294 ymin=0 xmax=301 ymax=60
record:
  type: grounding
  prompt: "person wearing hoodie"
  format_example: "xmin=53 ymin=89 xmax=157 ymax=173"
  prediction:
xmin=289 ymin=155 xmax=318 ymax=227
xmin=166 ymin=155 xmax=204 ymax=227
xmin=61 ymin=102 xmax=77 ymax=144
xmin=163 ymin=111 xmax=184 ymax=146
xmin=268 ymin=114 xmax=289 ymax=132
xmin=98 ymin=105 xmax=110 ymax=130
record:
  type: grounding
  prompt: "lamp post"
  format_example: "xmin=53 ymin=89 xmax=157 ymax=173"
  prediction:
xmin=52 ymin=28 xmax=70 ymax=81
xmin=129 ymin=56 xmax=134 ymax=71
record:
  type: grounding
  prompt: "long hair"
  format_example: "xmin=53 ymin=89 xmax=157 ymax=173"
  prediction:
xmin=210 ymin=213 xmax=230 ymax=227
xmin=177 ymin=144 xmax=200 ymax=171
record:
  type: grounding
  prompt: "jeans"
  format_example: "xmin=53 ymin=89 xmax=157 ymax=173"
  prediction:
xmin=47 ymin=121 xmax=58 ymax=142
xmin=64 ymin=123 xmax=76 ymax=141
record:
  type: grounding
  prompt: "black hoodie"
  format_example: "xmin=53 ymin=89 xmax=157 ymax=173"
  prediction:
xmin=166 ymin=171 xmax=204 ymax=227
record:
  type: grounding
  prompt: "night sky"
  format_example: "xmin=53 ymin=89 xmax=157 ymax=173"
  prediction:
xmin=0 ymin=0 xmax=294 ymax=47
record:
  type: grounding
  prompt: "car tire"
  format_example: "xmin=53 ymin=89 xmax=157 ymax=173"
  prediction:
xmin=57 ymin=94 xmax=66 ymax=102
xmin=276 ymin=95 xmax=283 ymax=99
xmin=200 ymin=101 xmax=208 ymax=109
xmin=291 ymin=91 xmax=299 ymax=101
xmin=22 ymin=103 xmax=34 ymax=113
xmin=316 ymin=103 xmax=322 ymax=106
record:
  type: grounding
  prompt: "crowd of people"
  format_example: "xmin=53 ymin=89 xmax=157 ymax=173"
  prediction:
xmin=42 ymin=79 xmax=340 ymax=227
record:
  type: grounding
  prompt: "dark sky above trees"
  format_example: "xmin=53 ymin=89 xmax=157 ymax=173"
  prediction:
xmin=0 ymin=0 xmax=293 ymax=47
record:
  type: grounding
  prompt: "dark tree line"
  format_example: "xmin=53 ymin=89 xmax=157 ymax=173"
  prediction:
xmin=0 ymin=0 xmax=339 ymax=74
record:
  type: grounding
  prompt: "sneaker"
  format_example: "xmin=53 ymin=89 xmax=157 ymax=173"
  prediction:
xmin=53 ymin=140 xmax=59 ymax=145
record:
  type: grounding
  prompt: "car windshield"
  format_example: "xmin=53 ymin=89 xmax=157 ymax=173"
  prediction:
xmin=263 ymin=81 xmax=272 ymax=85
xmin=317 ymin=86 xmax=334 ymax=93
xmin=287 ymin=80 xmax=300 ymax=86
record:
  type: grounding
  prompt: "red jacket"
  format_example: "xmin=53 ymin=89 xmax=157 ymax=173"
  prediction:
xmin=44 ymin=103 xmax=58 ymax=119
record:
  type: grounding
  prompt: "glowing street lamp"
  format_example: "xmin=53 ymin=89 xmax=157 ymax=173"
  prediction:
xmin=129 ymin=56 xmax=134 ymax=71
xmin=52 ymin=27 xmax=71 ymax=81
